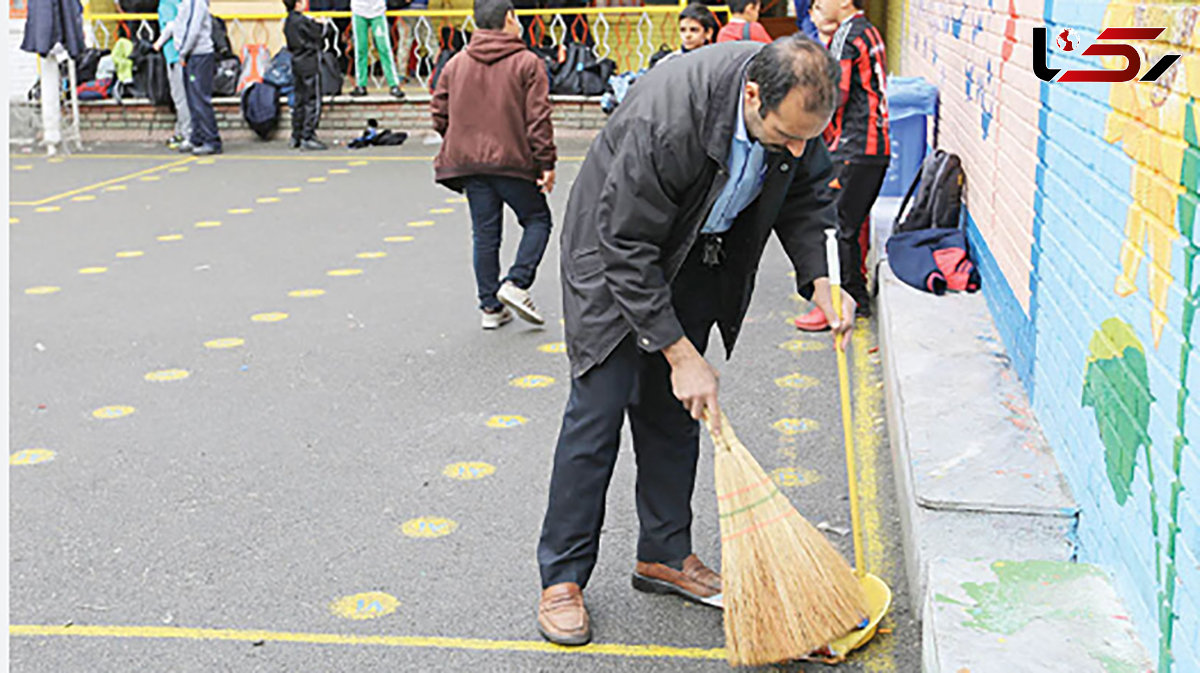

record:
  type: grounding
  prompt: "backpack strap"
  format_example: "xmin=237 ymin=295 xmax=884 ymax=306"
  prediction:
xmin=893 ymin=164 xmax=923 ymax=228
xmin=742 ymin=21 xmax=751 ymax=40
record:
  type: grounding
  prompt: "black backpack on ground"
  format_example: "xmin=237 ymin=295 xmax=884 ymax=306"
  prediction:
xmin=550 ymin=42 xmax=615 ymax=96
xmin=241 ymin=81 xmax=280 ymax=139
xmin=132 ymin=39 xmax=171 ymax=106
xmin=214 ymin=56 xmax=241 ymax=97
xmin=895 ymin=150 xmax=965 ymax=233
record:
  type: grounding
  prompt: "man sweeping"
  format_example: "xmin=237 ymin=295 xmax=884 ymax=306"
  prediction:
xmin=536 ymin=36 xmax=857 ymax=646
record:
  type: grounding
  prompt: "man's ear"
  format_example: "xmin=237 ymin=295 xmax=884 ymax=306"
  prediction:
xmin=744 ymin=81 xmax=761 ymax=108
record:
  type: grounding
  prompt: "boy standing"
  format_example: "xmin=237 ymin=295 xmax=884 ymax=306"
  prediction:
xmin=348 ymin=0 xmax=405 ymax=98
xmin=159 ymin=0 xmax=221 ymax=154
xmin=795 ymin=0 xmax=889 ymax=329
xmin=715 ymin=0 xmax=772 ymax=44
xmin=431 ymin=0 xmax=556 ymax=330
xmin=283 ymin=0 xmax=327 ymax=150
xmin=157 ymin=0 xmax=193 ymax=151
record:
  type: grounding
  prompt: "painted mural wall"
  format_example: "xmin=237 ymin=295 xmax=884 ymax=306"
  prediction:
xmin=896 ymin=0 xmax=1198 ymax=670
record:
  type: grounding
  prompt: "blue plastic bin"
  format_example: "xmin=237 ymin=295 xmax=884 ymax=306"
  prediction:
xmin=880 ymin=77 xmax=938 ymax=197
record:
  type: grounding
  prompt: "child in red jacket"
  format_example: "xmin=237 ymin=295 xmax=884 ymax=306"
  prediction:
xmin=715 ymin=0 xmax=772 ymax=44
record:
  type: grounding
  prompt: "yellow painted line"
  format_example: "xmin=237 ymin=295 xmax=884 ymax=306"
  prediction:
xmin=10 ymin=217 xmax=19 ymax=224
xmin=24 ymin=286 xmax=60 ymax=295
xmin=408 ymin=220 xmax=435 ymax=228
xmin=384 ymin=235 xmax=415 ymax=242
xmin=14 ymin=164 xmax=32 ymax=170
xmin=356 ymin=251 xmax=386 ymax=259
xmin=9 ymin=625 xmax=726 ymax=660
xmin=36 ymin=206 xmax=61 ymax=213
xmin=8 ymin=157 xmax=195 ymax=206
xmin=228 ymin=208 xmax=253 ymax=214
xmin=256 ymin=197 xmax=280 ymax=204
xmin=78 ymin=266 xmax=108 ymax=275
xmin=139 ymin=175 xmax=162 ymax=182
xmin=116 ymin=251 xmax=144 ymax=258
xmin=195 ymin=221 xmax=222 ymax=229
xmin=103 ymin=185 xmax=128 ymax=192
xmin=279 ymin=187 xmax=302 ymax=193
xmin=308 ymin=177 xmax=328 ymax=183
xmin=328 ymin=168 xmax=350 ymax=174
xmin=157 ymin=234 xmax=183 ymax=242
xmin=71 ymin=195 xmax=97 ymax=202
xmin=168 ymin=166 xmax=190 ymax=173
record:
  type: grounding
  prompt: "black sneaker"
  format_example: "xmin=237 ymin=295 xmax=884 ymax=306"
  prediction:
xmin=289 ymin=137 xmax=301 ymax=149
xmin=389 ymin=85 xmax=406 ymax=100
xmin=349 ymin=86 xmax=368 ymax=97
xmin=301 ymin=138 xmax=328 ymax=151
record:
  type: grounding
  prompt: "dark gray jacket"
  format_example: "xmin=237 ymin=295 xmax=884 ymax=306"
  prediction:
xmin=561 ymin=41 xmax=837 ymax=377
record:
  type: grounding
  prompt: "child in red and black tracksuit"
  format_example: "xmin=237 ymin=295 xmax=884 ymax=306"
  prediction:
xmin=796 ymin=0 xmax=889 ymax=330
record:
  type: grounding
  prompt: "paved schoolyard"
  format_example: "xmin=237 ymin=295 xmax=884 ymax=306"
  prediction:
xmin=8 ymin=140 xmax=919 ymax=672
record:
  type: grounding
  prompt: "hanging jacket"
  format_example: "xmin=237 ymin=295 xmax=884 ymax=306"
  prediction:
xmin=885 ymin=228 xmax=981 ymax=295
xmin=20 ymin=0 xmax=86 ymax=58
xmin=111 ymin=37 xmax=135 ymax=83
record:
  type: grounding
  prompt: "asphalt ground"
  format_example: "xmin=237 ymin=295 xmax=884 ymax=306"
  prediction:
xmin=8 ymin=140 xmax=920 ymax=672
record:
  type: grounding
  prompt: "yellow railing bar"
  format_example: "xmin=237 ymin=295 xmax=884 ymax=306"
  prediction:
xmin=86 ymin=6 xmax=701 ymax=21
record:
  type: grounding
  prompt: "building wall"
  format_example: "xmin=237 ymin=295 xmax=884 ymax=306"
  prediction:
xmin=897 ymin=0 xmax=1198 ymax=670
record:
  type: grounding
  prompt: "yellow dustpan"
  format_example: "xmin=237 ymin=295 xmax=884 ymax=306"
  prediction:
xmin=803 ymin=229 xmax=893 ymax=664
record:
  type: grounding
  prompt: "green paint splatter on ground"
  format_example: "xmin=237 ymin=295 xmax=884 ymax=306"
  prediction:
xmin=1081 ymin=318 xmax=1153 ymax=505
xmin=957 ymin=560 xmax=1104 ymax=635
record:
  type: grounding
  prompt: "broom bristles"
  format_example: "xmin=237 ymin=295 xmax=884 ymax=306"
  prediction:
xmin=712 ymin=416 xmax=868 ymax=667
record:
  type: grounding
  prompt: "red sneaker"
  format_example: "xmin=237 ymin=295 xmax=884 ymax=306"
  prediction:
xmin=794 ymin=306 xmax=830 ymax=331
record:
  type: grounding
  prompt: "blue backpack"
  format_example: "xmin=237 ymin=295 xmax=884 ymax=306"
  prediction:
xmin=241 ymin=81 xmax=279 ymax=140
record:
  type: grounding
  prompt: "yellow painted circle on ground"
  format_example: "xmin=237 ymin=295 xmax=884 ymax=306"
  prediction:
xmin=407 ymin=220 xmax=435 ymax=228
xmin=256 ymin=197 xmax=280 ymax=204
xmin=157 ymin=234 xmax=183 ymax=242
xmin=510 ymin=375 xmax=555 ymax=389
xmin=104 ymin=185 xmax=128 ymax=191
xmin=204 ymin=337 xmax=245 ymax=349
xmin=228 ymin=208 xmax=253 ymax=214
xmin=347 ymin=160 xmax=369 ymax=166
xmin=486 ymin=415 xmax=528 ymax=428
xmin=196 ymin=158 xmax=217 ymax=165
xmin=78 ymin=266 xmax=108 ymax=275
xmin=774 ymin=373 xmax=820 ymax=389
xmin=140 ymin=175 xmax=161 ymax=182
xmin=10 ymin=449 xmax=56 ymax=465
xmin=307 ymin=177 xmax=327 ymax=183
xmin=356 ymin=251 xmax=386 ymax=259
xmin=116 ymin=250 xmax=145 ymax=258
xmin=772 ymin=418 xmax=820 ymax=435
xmin=779 ymin=339 xmax=827 ymax=353
xmin=429 ymin=208 xmax=454 ymax=214
xmin=383 ymin=236 xmax=415 ymax=243
xmin=328 ymin=168 xmax=350 ymax=174
xmin=443 ymin=462 xmax=496 ymax=480
xmin=25 ymin=286 xmax=61 ymax=295
xmin=327 ymin=268 xmax=363 ymax=277
xmin=400 ymin=517 xmax=458 ymax=538
xmin=537 ymin=342 xmax=567 ymax=354
xmin=251 ymin=312 xmax=289 ymax=323
xmin=195 ymin=221 xmax=221 ymax=228
xmin=279 ymin=187 xmax=302 ymax=193
xmin=36 ymin=206 xmax=61 ymax=213
xmin=72 ymin=195 xmax=97 ymax=202
xmin=92 ymin=405 xmax=135 ymax=419
xmin=771 ymin=467 xmax=824 ymax=488
xmin=145 ymin=368 xmax=190 ymax=382
xmin=330 ymin=592 xmax=399 ymax=620
xmin=14 ymin=164 xmax=32 ymax=170
xmin=288 ymin=289 xmax=325 ymax=298
xmin=168 ymin=166 xmax=190 ymax=173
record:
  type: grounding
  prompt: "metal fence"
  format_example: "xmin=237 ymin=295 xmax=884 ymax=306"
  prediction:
xmin=84 ymin=5 xmax=727 ymax=92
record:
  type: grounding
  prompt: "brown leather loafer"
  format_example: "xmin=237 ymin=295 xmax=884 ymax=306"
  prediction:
xmin=537 ymin=582 xmax=592 ymax=646
xmin=632 ymin=553 xmax=724 ymax=609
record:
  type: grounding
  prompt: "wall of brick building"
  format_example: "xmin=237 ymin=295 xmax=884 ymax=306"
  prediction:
xmin=898 ymin=0 xmax=1198 ymax=670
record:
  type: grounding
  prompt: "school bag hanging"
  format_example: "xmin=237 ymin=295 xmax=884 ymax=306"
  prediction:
xmin=237 ymin=21 xmax=273 ymax=93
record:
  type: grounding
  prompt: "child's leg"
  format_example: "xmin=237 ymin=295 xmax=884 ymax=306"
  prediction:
xmin=493 ymin=176 xmax=553 ymax=290
xmin=369 ymin=15 xmax=401 ymax=87
xmin=292 ymin=69 xmax=312 ymax=140
xmin=463 ymin=177 xmax=506 ymax=311
xmin=352 ymin=14 xmax=371 ymax=88
xmin=835 ymin=160 xmax=888 ymax=308
xmin=167 ymin=61 xmax=192 ymax=140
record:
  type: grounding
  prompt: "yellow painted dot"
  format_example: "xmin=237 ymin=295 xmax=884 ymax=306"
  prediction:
xmin=279 ymin=187 xmax=302 ymax=193
xmin=429 ymin=208 xmax=454 ymax=215
xmin=328 ymin=168 xmax=350 ymax=174
xmin=356 ymin=251 xmax=387 ymax=259
xmin=288 ymin=289 xmax=325 ymax=298
xmin=140 ymin=175 xmax=162 ymax=182
xmin=24 ymin=286 xmax=61 ymax=295
xmin=774 ymin=373 xmax=820 ymax=389
xmin=116 ymin=250 xmax=144 ymax=258
xmin=486 ymin=415 xmax=528 ymax=428
xmin=347 ymin=160 xmax=369 ymax=166
xmin=537 ymin=342 xmax=567 ymax=354
xmin=36 ymin=206 xmax=61 ymax=213
xmin=772 ymin=418 xmax=820 ymax=436
xmin=78 ymin=266 xmax=108 ymax=275
xmin=14 ymin=164 xmax=32 ymax=170
xmin=196 ymin=158 xmax=216 ymax=165
xmin=330 ymin=592 xmax=399 ymax=620
xmin=407 ymin=220 xmax=435 ymax=228
xmin=251 ymin=312 xmax=289 ymax=323
xmin=443 ymin=461 xmax=496 ymax=480
xmin=71 ymin=195 xmax=97 ymax=202
xmin=9 ymin=217 xmax=19 ymax=224
xmin=771 ymin=467 xmax=824 ymax=488
xmin=204 ymin=337 xmax=245 ymax=349
xmin=48 ymin=157 xmax=65 ymax=163
xmin=510 ymin=375 xmax=555 ymax=389
xmin=327 ymin=269 xmax=363 ymax=277
xmin=228 ymin=208 xmax=253 ymax=215
xmin=195 ymin=221 xmax=221 ymax=228
xmin=400 ymin=517 xmax=458 ymax=538
xmin=157 ymin=234 xmax=183 ymax=242
xmin=779 ymin=339 xmax=827 ymax=353
xmin=445 ymin=197 xmax=468 ymax=204
xmin=92 ymin=405 xmax=135 ymax=419
xmin=256 ymin=197 xmax=280 ymax=204
xmin=308 ymin=177 xmax=327 ymax=183
xmin=10 ymin=449 xmax=56 ymax=465
xmin=383 ymin=236 xmax=415 ymax=243
xmin=168 ymin=166 xmax=190 ymax=173
xmin=104 ymin=185 xmax=127 ymax=192
xmin=145 ymin=368 xmax=190 ymax=382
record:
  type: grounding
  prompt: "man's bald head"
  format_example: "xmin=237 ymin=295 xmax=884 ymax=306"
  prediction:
xmin=747 ymin=34 xmax=839 ymax=118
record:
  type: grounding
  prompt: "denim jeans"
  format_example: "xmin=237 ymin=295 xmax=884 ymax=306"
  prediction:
xmin=462 ymin=175 xmax=553 ymax=311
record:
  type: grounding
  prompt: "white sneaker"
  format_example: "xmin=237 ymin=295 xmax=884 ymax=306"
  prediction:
xmin=497 ymin=281 xmax=545 ymax=325
xmin=481 ymin=307 xmax=513 ymax=330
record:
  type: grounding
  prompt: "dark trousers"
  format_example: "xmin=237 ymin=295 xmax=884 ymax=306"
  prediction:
xmin=183 ymin=52 xmax=220 ymax=149
xmin=462 ymin=175 xmax=553 ymax=311
xmin=833 ymin=159 xmax=888 ymax=306
xmin=537 ymin=242 xmax=719 ymax=589
xmin=291 ymin=65 xmax=320 ymax=142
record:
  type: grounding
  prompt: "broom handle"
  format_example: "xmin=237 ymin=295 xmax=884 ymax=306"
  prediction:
xmin=826 ymin=229 xmax=866 ymax=579
xmin=703 ymin=410 xmax=736 ymax=453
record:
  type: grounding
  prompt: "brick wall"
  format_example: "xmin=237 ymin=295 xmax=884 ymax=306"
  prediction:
xmin=899 ymin=0 xmax=1198 ymax=671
